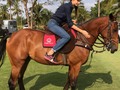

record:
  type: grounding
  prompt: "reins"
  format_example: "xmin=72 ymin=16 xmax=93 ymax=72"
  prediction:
xmin=77 ymin=20 xmax=113 ymax=66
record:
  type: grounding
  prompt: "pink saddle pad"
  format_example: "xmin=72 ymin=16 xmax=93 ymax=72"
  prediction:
xmin=43 ymin=29 xmax=76 ymax=48
xmin=43 ymin=34 xmax=56 ymax=47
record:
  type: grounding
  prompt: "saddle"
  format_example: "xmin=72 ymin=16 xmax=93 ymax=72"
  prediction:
xmin=43 ymin=24 xmax=92 ymax=64
xmin=43 ymin=24 xmax=77 ymax=54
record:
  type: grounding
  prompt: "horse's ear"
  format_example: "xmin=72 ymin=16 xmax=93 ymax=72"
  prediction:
xmin=109 ymin=13 xmax=116 ymax=21
xmin=109 ymin=13 xmax=114 ymax=21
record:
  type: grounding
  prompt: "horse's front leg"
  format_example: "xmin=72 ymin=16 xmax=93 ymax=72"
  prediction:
xmin=64 ymin=63 xmax=81 ymax=90
xmin=63 ymin=71 xmax=70 ymax=90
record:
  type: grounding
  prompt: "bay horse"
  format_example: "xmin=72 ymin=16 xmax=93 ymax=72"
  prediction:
xmin=0 ymin=14 xmax=118 ymax=90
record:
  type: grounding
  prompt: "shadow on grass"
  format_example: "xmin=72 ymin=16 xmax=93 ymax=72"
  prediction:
xmin=24 ymin=65 xmax=112 ymax=90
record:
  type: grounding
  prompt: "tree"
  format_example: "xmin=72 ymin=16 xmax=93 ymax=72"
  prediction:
xmin=74 ymin=7 xmax=90 ymax=23
xmin=0 ymin=20 xmax=3 ymax=28
xmin=91 ymin=4 xmax=98 ymax=18
xmin=0 ymin=4 xmax=9 ymax=20
xmin=22 ymin=0 xmax=30 ymax=27
xmin=30 ymin=0 xmax=37 ymax=28
xmin=32 ymin=3 xmax=43 ymax=28
xmin=32 ymin=3 xmax=52 ymax=29
xmin=39 ymin=8 xmax=52 ymax=25
xmin=112 ymin=0 xmax=120 ymax=15
xmin=7 ymin=0 xmax=15 ymax=20
xmin=12 ymin=0 xmax=23 ymax=21
xmin=97 ymin=0 xmax=100 ymax=17
xmin=90 ymin=0 xmax=119 ymax=18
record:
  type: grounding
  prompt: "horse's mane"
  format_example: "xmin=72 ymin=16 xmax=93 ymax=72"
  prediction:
xmin=79 ymin=16 xmax=108 ymax=26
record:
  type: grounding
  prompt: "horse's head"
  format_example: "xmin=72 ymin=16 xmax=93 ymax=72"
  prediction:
xmin=99 ymin=14 xmax=118 ymax=53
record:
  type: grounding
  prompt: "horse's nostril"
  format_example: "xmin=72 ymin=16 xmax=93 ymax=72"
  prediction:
xmin=113 ymin=48 xmax=117 ymax=52
xmin=111 ymin=46 xmax=118 ymax=53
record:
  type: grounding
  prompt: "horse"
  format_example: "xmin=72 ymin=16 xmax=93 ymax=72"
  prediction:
xmin=0 ymin=14 xmax=118 ymax=90
xmin=0 ymin=20 xmax=9 ymax=38
xmin=0 ymin=28 xmax=9 ymax=38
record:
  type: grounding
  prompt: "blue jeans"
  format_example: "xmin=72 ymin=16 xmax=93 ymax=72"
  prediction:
xmin=47 ymin=19 xmax=70 ymax=52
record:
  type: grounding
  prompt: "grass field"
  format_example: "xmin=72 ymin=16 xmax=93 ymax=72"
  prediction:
xmin=0 ymin=45 xmax=120 ymax=90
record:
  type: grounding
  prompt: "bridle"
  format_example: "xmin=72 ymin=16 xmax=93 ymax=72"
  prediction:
xmin=75 ymin=20 xmax=115 ymax=66
xmin=77 ymin=20 xmax=116 ymax=52
xmin=98 ymin=20 xmax=118 ymax=50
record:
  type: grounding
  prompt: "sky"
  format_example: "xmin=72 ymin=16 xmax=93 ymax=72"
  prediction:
xmin=38 ymin=0 xmax=99 ymax=12
xmin=0 ymin=0 xmax=101 ymax=17
xmin=0 ymin=0 xmax=99 ymax=11
xmin=82 ymin=0 xmax=98 ymax=11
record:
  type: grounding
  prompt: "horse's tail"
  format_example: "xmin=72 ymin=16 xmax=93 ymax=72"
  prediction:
xmin=0 ymin=33 xmax=11 ymax=68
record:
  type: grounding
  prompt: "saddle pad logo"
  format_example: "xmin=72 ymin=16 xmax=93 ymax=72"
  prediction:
xmin=46 ymin=38 xmax=52 ymax=43
xmin=43 ymin=34 xmax=56 ymax=47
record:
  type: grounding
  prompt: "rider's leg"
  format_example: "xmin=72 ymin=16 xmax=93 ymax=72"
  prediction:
xmin=45 ymin=19 xmax=70 ymax=61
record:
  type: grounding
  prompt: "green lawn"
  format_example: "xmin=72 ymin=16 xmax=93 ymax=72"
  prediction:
xmin=0 ymin=45 xmax=120 ymax=90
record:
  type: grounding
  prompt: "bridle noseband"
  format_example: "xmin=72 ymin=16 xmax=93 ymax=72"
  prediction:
xmin=99 ymin=20 xmax=118 ymax=50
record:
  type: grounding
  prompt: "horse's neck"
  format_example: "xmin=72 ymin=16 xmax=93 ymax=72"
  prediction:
xmin=80 ymin=24 xmax=99 ymax=46
xmin=79 ymin=17 xmax=109 ymax=46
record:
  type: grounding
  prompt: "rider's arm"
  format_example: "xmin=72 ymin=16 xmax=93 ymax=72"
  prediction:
xmin=71 ymin=25 xmax=90 ymax=38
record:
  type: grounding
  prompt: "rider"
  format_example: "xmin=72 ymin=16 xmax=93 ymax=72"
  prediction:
xmin=44 ymin=0 xmax=90 ymax=63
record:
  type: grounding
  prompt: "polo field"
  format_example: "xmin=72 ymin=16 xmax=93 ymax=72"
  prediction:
xmin=0 ymin=44 xmax=120 ymax=90
xmin=0 ymin=0 xmax=120 ymax=89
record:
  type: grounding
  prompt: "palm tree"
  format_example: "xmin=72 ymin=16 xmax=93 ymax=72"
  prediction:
xmin=30 ymin=0 xmax=37 ymax=28
xmin=12 ymin=0 xmax=23 ymax=20
xmin=0 ymin=4 xmax=9 ymax=20
xmin=97 ymin=0 xmax=100 ymax=17
xmin=32 ymin=3 xmax=52 ymax=29
xmin=91 ymin=0 xmax=119 ymax=18
xmin=40 ymin=8 xmax=52 ymax=25
xmin=114 ymin=0 xmax=120 ymax=15
xmin=0 ymin=20 xmax=3 ymax=28
xmin=22 ymin=0 xmax=30 ymax=27
xmin=12 ymin=0 xmax=24 ymax=28
xmin=75 ymin=7 xmax=90 ymax=23
xmin=32 ymin=3 xmax=44 ymax=28
xmin=7 ymin=0 xmax=15 ymax=20
xmin=111 ymin=0 xmax=120 ymax=21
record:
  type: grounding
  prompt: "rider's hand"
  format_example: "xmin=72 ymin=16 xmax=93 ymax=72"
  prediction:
xmin=81 ymin=30 xmax=91 ymax=38
xmin=72 ymin=19 xmax=77 ymax=24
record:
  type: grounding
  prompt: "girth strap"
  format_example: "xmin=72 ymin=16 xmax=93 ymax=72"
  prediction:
xmin=61 ymin=54 xmax=67 ymax=65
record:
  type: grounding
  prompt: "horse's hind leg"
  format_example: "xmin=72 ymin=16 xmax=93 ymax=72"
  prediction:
xmin=8 ymin=74 xmax=15 ymax=90
xmin=8 ymin=66 xmax=22 ymax=90
xmin=8 ymin=58 xmax=26 ymax=90
xmin=18 ymin=56 xmax=30 ymax=90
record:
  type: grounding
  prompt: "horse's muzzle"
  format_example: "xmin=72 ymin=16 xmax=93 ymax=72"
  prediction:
xmin=106 ymin=42 xmax=118 ymax=53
